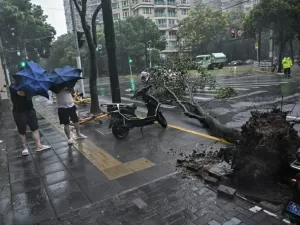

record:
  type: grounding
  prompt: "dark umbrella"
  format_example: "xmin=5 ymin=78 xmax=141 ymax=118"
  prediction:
xmin=13 ymin=61 xmax=53 ymax=99
xmin=48 ymin=66 xmax=83 ymax=94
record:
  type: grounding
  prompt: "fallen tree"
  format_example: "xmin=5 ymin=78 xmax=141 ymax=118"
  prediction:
xmin=148 ymin=57 xmax=300 ymax=187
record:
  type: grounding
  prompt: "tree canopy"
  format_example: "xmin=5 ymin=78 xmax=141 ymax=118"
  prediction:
xmin=43 ymin=16 xmax=167 ymax=75
xmin=114 ymin=16 xmax=167 ymax=74
xmin=178 ymin=6 xmax=229 ymax=53
xmin=0 ymin=0 xmax=56 ymax=72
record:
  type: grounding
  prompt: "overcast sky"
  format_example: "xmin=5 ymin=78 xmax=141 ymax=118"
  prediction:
xmin=31 ymin=0 xmax=67 ymax=37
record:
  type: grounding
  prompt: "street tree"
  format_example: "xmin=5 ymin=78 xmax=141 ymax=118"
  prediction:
xmin=114 ymin=16 xmax=167 ymax=74
xmin=72 ymin=0 xmax=102 ymax=113
xmin=178 ymin=6 xmax=229 ymax=54
xmin=148 ymin=58 xmax=300 ymax=187
xmin=40 ymin=34 xmax=89 ymax=72
xmin=0 ymin=0 xmax=55 ymax=72
xmin=243 ymin=0 xmax=300 ymax=71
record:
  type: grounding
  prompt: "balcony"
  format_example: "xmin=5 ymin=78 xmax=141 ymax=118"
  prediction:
xmin=167 ymin=1 xmax=176 ymax=5
xmin=168 ymin=36 xmax=177 ymax=41
xmin=168 ymin=13 xmax=176 ymax=17
xmin=154 ymin=0 xmax=165 ymax=4
xmin=155 ymin=13 xmax=167 ymax=17
xmin=157 ymin=23 xmax=168 ymax=28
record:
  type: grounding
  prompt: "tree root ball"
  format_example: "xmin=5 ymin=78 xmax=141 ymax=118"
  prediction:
xmin=231 ymin=109 xmax=300 ymax=188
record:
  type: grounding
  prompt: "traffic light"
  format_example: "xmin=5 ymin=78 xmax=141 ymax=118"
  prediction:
xmin=231 ymin=29 xmax=236 ymax=39
xmin=128 ymin=57 xmax=133 ymax=64
xmin=77 ymin=31 xmax=85 ymax=48
xmin=18 ymin=61 xmax=27 ymax=69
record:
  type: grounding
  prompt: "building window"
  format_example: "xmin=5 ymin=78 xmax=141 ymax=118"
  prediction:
xmin=181 ymin=0 xmax=188 ymax=4
xmin=123 ymin=11 xmax=129 ymax=18
xmin=143 ymin=0 xmax=151 ymax=2
xmin=181 ymin=9 xmax=189 ymax=15
xmin=169 ymin=19 xmax=176 ymax=25
xmin=143 ymin=8 xmax=152 ymax=14
xmin=112 ymin=2 xmax=119 ymax=9
xmin=113 ymin=13 xmax=120 ymax=20
xmin=122 ymin=1 xmax=128 ymax=6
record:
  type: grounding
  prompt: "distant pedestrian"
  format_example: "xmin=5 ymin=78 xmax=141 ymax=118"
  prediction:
xmin=56 ymin=87 xmax=87 ymax=145
xmin=282 ymin=55 xmax=293 ymax=77
xmin=10 ymin=84 xmax=51 ymax=156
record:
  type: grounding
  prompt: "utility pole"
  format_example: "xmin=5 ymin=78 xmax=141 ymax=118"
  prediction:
xmin=0 ymin=37 xmax=11 ymax=86
xmin=69 ymin=0 xmax=85 ymax=96
xmin=101 ymin=0 xmax=121 ymax=103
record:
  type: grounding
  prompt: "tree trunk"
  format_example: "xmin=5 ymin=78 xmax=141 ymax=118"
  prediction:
xmin=81 ymin=18 xmax=101 ymax=113
xmin=278 ymin=32 xmax=286 ymax=73
xmin=290 ymin=41 xmax=294 ymax=63
xmin=258 ymin=30 xmax=261 ymax=62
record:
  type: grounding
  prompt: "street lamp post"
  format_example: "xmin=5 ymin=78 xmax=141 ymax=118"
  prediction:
xmin=69 ymin=0 xmax=85 ymax=96
xmin=148 ymin=40 xmax=152 ymax=68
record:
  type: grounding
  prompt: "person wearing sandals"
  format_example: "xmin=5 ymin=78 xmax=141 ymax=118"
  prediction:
xmin=56 ymin=87 xmax=87 ymax=145
xmin=9 ymin=85 xmax=50 ymax=156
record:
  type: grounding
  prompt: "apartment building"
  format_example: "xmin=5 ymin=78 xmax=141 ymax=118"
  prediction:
xmin=63 ymin=0 xmax=194 ymax=53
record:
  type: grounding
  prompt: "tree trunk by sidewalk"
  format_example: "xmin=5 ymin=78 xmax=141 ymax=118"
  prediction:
xmin=73 ymin=0 xmax=101 ymax=114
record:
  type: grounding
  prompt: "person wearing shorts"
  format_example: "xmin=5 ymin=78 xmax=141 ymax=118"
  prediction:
xmin=56 ymin=87 xmax=87 ymax=145
xmin=10 ymin=85 xmax=50 ymax=156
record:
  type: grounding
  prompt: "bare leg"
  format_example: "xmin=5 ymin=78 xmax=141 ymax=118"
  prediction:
xmin=74 ymin=123 xmax=87 ymax=139
xmin=64 ymin=124 xmax=71 ymax=140
xmin=19 ymin=134 xmax=27 ymax=150
xmin=32 ymin=130 xmax=42 ymax=149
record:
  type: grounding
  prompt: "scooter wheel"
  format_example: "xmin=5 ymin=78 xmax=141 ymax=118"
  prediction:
xmin=112 ymin=123 xmax=129 ymax=139
xmin=157 ymin=112 xmax=167 ymax=128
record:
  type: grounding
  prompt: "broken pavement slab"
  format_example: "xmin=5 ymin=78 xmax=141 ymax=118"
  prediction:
xmin=208 ymin=161 xmax=233 ymax=180
xmin=217 ymin=184 xmax=236 ymax=198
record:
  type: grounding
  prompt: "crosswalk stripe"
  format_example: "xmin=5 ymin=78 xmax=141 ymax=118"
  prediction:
xmin=121 ymin=97 xmax=177 ymax=109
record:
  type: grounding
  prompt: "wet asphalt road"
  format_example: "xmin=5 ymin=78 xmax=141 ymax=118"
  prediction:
xmin=83 ymin=66 xmax=300 ymax=135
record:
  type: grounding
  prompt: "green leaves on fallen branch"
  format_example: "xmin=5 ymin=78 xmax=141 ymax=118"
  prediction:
xmin=215 ymin=87 xmax=238 ymax=99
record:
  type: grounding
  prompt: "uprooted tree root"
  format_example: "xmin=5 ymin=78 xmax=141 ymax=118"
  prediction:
xmin=177 ymin=108 xmax=300 ymax=190
xmin=230 ymin=108 xmax=300 ymax=188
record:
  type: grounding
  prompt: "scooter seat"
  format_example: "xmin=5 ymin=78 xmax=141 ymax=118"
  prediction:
xmin=125 ymin=103 xmax=137 ymax=110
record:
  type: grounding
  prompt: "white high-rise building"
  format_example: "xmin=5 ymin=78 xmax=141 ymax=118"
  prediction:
xmin=63 ymin=0 xmax=195 ymax=53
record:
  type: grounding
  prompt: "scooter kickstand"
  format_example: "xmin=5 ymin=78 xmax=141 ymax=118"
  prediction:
xmin=140 ymin=127 xmax=144 ymax=134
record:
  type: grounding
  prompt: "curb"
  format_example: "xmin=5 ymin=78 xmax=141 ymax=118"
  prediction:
xmin=253 ymin=69 xmax=278 ymax=75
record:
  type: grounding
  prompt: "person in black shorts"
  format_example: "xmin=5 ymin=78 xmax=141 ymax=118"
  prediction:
xmin=56 ymin=87 xmax=87 ymax=145
xmin=10 ymin=85 xmax=51 ymax=156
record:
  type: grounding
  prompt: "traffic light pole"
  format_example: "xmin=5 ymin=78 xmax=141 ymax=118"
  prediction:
xmin=101 ymin=0 xmax=121 ymax=103
xmin=69 ymin=0 xmax=85 ymax=96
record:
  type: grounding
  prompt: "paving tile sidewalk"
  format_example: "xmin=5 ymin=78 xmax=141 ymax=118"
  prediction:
xmin=0 ymin=99 xmax=289 ymax=225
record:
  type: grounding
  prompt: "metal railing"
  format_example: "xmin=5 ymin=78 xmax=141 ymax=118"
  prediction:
xmin=155 ymin=13 xmax=167 ymax=17
xmin=168 ymin=13 xmax=176 ymax=17
xmin=157 ymin=23 xmax=168 ymax=28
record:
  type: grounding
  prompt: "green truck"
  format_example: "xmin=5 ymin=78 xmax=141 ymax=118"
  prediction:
xmin=195 ymin=52 xmax=227 ymax=70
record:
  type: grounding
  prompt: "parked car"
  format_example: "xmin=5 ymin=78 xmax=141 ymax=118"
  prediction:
xmin=229 ymin=60 xmax=244 ymax=66
xmin=244 ymin=59 xmax=255 ymax=65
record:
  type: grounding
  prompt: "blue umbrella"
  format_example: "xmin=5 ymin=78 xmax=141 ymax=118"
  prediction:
xmin=13 ymin=61 xmax=53 ymax=99
xmin=48 ymin=66 xmax=83 ymax=94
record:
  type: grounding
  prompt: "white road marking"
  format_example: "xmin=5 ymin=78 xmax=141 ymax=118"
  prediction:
xmin=229 ymin=91 xmax=267 ymax=100
xmin=121 ymin=97 xmax=177 ymax=109
xmin=188 ymin=96 xmax=213 ymax=101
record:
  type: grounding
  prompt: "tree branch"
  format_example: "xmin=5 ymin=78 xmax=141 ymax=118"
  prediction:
xmin=72 ymin=0 xmax=82 ymax=15
xmin=92 ymin=4 xmax=102 ymax=46
xmin=82 ymin=0 xmax=87 ymax=15
xmin=163 ymin=79 xmax=188 ymax=113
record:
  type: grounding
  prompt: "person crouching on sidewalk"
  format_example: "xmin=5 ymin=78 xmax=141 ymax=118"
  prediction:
xmin=10 ymin=85 xmax=51 ymax=156
xmin=56 ymin=87 xmax=87 ymax=145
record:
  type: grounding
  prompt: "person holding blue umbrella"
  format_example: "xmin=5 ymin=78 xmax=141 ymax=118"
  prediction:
xmin=49 ymin=66 xmax=87 ymax=145
xmin=10 ymin=61 xmax=52 ymax=155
